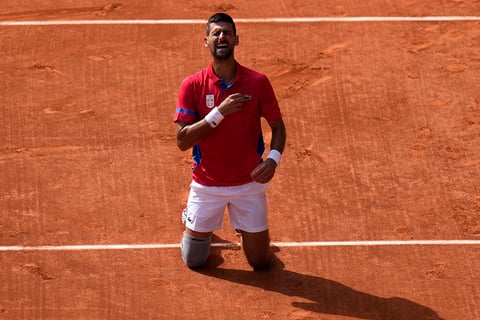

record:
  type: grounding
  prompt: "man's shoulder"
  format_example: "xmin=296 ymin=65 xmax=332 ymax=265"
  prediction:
xmin=237 ymin=63 xmax=270 ymax=84
xmin=184 ymin=67 xmax=208 ymax=81
xmin=238 ymin=63 xmax=265 ymax=77
xmin=182 ymin=66 xmax=215 ymax=87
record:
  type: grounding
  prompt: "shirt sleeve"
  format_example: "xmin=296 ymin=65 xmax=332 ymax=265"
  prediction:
xmin=173 ymin=76 xmax=199 ymax=124
xmin=258 ymin=75 xmax=282 ymax=121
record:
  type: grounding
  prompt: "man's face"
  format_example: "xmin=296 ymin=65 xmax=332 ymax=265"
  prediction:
xmin=205 ymin=22 xmax=238 ymax=60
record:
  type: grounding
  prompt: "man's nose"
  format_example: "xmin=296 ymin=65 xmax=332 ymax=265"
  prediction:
xmin=218 ymin=31 xmax=227 ymax=39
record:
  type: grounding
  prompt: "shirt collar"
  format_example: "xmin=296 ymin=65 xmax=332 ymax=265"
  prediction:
xmin=207 ymin=61 xmax=243 ymax=85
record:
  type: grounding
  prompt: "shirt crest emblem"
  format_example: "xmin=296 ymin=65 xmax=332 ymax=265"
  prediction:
xmin=206 ymin=94 xmax=215 ymax=108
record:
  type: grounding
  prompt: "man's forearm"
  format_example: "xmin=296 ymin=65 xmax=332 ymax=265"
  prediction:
xmin=176 ymin=121 xmax=214 ymax=151
xmin=269 ymin=119 xmax=287 ymax=153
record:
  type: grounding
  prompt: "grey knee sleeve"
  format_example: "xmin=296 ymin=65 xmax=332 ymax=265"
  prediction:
xmin=181 ymin=232 xmax=212 ymax=268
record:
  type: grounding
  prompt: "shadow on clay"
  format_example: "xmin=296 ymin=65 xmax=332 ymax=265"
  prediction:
xmin=196 ymin=236 xmax=444 ymax=320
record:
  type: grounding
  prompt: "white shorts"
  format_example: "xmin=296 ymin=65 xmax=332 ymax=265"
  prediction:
xmin=183 ymin=181 xmax=269 ymax=233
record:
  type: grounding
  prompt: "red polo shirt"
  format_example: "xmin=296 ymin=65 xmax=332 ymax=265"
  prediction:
xmin=174 ymin=62 xmax=282 ymax=186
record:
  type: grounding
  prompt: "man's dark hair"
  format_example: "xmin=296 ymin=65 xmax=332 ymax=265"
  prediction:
xmin=206 ymin=13 xmax=236 ymax=36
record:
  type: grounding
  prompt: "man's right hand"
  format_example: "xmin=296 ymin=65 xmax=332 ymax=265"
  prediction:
xmin=217 ymin=93 xmax=250 ymax=116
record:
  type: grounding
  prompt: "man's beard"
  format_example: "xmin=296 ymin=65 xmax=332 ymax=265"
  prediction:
xmin=211 ymin=46 xmax=233 ymax=60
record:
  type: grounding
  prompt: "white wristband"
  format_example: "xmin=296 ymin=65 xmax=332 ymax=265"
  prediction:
xmin=204 ymin=107 xmax=225 ymax=128
xmin=267 ymin=149 xmax=282 ymax=165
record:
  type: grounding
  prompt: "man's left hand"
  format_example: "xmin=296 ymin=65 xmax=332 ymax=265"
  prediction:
xmin=250 ymin=159 xmax=277 ymax=183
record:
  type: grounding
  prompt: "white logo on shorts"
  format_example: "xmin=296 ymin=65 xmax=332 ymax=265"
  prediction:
xmin=206 ymin=94 xmax=215 ymax=108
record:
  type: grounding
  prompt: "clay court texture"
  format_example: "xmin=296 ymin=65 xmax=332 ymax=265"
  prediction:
xmin=1 ymin=1 xmax=480 ymax=319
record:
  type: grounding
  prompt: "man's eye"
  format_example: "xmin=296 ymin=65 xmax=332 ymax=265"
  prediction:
xmin=212 ymin=31 xmax=231 ymax=37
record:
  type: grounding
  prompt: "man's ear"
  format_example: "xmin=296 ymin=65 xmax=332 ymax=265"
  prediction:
xmin=204 ymin=36 xmax=209 ymax=48
xmin=235 ymin=35 xmax=239 ymax=46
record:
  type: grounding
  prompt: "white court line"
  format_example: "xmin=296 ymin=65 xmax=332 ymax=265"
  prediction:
xmin=1 ymin=16 xmax=480 ymax=26
xmin=1 ymin=240 xmax=480 ymax=252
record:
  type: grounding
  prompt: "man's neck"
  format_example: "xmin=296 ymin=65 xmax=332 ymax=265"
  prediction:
xmin=212 ymin=58 xmax=236 ymax=83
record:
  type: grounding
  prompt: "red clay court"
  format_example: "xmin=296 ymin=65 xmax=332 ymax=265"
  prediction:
xmin=1 ymin=1 xmax=480 ymax=319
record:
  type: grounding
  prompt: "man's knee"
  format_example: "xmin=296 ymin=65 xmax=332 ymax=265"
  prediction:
xmin=181 ymin=232 xmax=212 ymax=268
xmin=239 ymin=229 xmax=271 ymax=270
